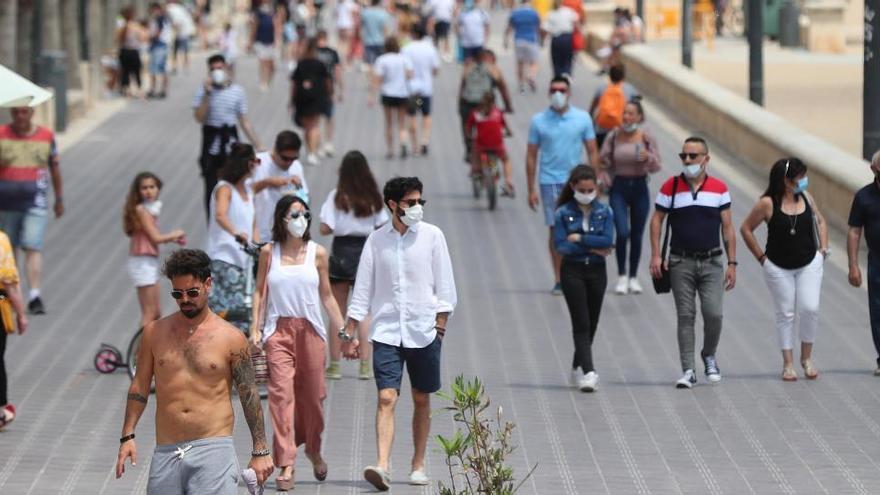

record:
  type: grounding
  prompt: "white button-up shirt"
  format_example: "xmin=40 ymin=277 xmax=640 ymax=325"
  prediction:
xmin=348 ymin=221 xmax=457 ymax=348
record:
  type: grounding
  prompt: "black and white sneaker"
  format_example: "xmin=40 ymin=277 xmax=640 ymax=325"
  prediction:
xmin=675 ymin=369 xmax=697 ymax=389
xmin=28 ymin=297 xmax=46 ymax=315
xmin=703 ymin=355 xmax=722 ymax=384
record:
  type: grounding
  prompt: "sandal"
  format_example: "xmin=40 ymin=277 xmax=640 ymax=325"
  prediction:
xmin=275 ymin=467 xmax=295 ymax=491
xmin=802 ymin=360 xmax=819 ymax=380
xmin=782 ymin=367 xmax=798 ymax=382
xmin=0 ymin=404 xmax=15 ymax=429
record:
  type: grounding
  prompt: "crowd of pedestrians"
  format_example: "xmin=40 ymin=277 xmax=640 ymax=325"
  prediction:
xmin=5 ymin=1 xmax=880 ymax=494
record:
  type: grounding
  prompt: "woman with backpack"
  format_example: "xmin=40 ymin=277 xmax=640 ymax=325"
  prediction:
xmin=599 ymin=99 xmax=662 ymax=296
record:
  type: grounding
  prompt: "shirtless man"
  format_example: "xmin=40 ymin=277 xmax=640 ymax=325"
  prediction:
xmin=115 ymin=249 xmax=274 ymax=493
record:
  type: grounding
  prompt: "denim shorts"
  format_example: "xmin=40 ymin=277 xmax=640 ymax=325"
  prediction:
xmin=149 ymin=45 xmax=168 ymax=74
xmin=372 ymin=336 xmax=442 ymax=393
xmin=364 ymin=45 xmax=383 ymax=65
xmin=0 ymin=207 xmax=48 ymax=251
xmin=540 ymin=183 xmax=565 ymax=226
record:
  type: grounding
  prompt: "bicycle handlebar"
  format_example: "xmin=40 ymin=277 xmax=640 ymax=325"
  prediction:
xmin=240 ymin=241 xmax=269 ymax=258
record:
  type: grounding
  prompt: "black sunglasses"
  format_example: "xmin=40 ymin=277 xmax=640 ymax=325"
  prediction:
xmin=170 ymin=288 xmax=202 ymax=300
xmin=400 ymin=199 xmax=426 ymax=207
xmin=286 ymin=211 xmax=311 ymax=220
xmin=678 ymin=152 xmax=705 ymax=161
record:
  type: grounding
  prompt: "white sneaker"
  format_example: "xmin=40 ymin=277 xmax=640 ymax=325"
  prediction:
xmin=409 ymin=470 xmax=430 ymax=485
xmin=570 ymin=368 xmax=584 ymax=388
xmin=675 ymin=369 xmax=697 ymax=389
xmin=305 ymin=153 xmax=320 ymax=167
xmin=629 ymin=277 xmax=643 ymax=294
xmin=579 ymin=371 xmax=599 ymax=392
xmin=322 ymin=143 xmax=335 ymax=157
xmin=614 ymin=277 xmax=629 ymax=295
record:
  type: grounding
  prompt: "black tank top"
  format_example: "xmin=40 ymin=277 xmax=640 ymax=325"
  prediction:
xmin=765 ymin=195 xmax=816 ymax=269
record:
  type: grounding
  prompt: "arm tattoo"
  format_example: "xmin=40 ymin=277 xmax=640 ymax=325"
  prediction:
xmin=231 ymin=348 xmax=268 ymax=449
xmin=127 ymin=393 xmax=148 ymax=404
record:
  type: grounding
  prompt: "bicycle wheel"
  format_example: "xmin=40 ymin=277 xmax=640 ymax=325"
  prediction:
xmin=472 ymin=174 xmax=482 ymax=199
xmin=485 ymin=170 xmax=497 ymax=210
xmin=126 ymin=327 xmax=144 ymax=381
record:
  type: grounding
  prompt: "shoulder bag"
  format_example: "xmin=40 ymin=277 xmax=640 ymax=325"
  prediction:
xmin=0 ymin=290 xmax=14 ymax=334
xmin=803 ymin=193 xmax=822 ymax=252
xmin=251 ymin=245 xmax=272 ymax=385
xmin=652 ymin=177 xmax=678 ymax=294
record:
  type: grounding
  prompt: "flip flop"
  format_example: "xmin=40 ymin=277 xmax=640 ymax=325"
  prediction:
xmin=0 ymin=404 xmax=15 ymax=429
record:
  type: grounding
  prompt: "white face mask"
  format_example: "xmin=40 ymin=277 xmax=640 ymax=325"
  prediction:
xmin=400 ymin=204 xmax=423 ymax=227
xmin=621 ymin=122 xmax=640 ymax=133
xmin=550 ymin=91 xmax=568 ymax=110
xmin=143 ymin=199 xmax=162 ymax=216
xmin=211 ymin=68 xmax=228 ymax=86
xmin=574 ymin=191 xmax=597 ymax=205
xmin=683 ymin=163 xmax=703 ymax=178
xmin=286 ymin=215 xmax=309 ymax=238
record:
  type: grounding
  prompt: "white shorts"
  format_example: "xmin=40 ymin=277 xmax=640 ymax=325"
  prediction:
xmin=128 ymin=256 xmax=160 ymax=288
xmin=514 ymin=40 xmax=540 ymax=63
xmin=253 ymin=42 xmax=275 ymax=60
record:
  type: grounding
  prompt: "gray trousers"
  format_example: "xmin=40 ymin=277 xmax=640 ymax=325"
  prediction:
xmin=669 ymin=255 xmax=724 ymax=371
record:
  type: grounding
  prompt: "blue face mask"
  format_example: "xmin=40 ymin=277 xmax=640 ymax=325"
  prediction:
xmin=793 ymin=176 xmax=809 ymax=194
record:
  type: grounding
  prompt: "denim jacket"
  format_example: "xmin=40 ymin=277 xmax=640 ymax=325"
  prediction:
xmin=553 ymin=200 xmax=615 ymax=263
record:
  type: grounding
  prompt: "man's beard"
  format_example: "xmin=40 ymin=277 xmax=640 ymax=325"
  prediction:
xmin=180 ymin=303 xmax=206 ymax=319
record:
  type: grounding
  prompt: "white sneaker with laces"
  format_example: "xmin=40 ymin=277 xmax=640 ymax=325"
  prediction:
xmin=409 ymin=470 xmax=430 ymax=485
xmin=629 ymin=277 xmax=643 ymax=294
xmin=675 ymin=369 xmax=697 ymax=389
xmin=614 ymin=277 xmax=629 ymax=295
xmin=570 ymin=368 xmax=584 ymax=388
xmin=579 ymin=371 xmax=599 ymax=392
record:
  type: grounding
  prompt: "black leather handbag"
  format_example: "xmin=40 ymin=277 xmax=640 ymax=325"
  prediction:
xmin=653 ymin=177 xmax=677 ymax=294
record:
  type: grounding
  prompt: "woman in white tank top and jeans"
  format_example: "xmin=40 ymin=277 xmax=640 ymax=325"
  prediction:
xmin=206 ymin=143 xmax=258 ymax=332
xmin=250 ymin=195 xmax=345 ymax=490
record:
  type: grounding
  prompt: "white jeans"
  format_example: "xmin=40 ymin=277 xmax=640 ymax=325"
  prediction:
xmin=762 ymin=252 xmax=823 ymax=350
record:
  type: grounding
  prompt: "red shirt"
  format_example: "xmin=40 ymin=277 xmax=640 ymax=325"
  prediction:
xmin=466 ymin=107 xmax=506 ymax=150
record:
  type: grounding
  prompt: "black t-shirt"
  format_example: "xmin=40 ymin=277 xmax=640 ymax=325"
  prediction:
xmin=848 ymin=182 xmax=880 ymax=253
xmin=291 ymin=58 xmax=330 ymax=109
xmin=316 ymin=47 xmax=340 ymax=81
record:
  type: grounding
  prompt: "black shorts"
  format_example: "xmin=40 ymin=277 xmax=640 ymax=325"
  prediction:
xmin=373 ymin=336 xmax=443 ymax=393
xmin=328 ymin=236 xmax=366 ymax=282
xmin=434 ymin=21 xmax=451 ymax=40
xmin=381 ymin=95 xmax=408 ymax=108
xmin=323 ymin=100 xmax=334 ymax=118
xmin=406 ymin=95 xmax=432 ymax=116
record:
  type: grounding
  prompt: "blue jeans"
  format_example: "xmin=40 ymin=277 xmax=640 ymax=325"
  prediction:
xmin=867 ymin=253 xmax=880 ymax=363
xmin=609 ymin=176 xmax=650 ymax=277
xmin=550 ymin=33 xmax=573 ymax=77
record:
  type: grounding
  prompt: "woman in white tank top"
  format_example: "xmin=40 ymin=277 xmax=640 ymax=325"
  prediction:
xmin=250 ymin=195 xmax=345 ymax=490
xmin=206 ymin=144 xmax=257 ymax=333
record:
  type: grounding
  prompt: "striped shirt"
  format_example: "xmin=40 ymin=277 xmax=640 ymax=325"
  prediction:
xmin=0 ymin=125 xmax=58 ymax=211
xmin=191 ymin=83 xmax=247 ymax=127
xmin=655 ymin=174 xmax=731 ymax=252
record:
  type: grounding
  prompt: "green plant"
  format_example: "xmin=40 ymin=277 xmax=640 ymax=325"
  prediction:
xmin=435 ymin=375 xmax=537 ymax=495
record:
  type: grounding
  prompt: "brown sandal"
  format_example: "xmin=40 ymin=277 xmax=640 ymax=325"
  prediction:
xmin=275 ymin=467 xmax=295 ymax=491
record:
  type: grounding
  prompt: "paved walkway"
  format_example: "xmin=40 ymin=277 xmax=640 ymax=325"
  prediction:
xmin=1 ymin=13 xmax=880 ymax=495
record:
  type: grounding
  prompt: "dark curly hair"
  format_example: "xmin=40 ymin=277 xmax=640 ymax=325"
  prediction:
xmin=271 ymin=195 xmax=312 ymax=243
xmin=383 ymin=176 xmax=423 ymax=210
xmin=163 ymin=249 xmax=212 ymax=281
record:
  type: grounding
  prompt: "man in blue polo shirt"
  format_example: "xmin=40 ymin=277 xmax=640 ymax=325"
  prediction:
xmin=505 ymin=0 xmax=541 ymax=93
xmin=649 ymin=136 xmax=737 ymax=389
xmin=526 ymin=76 xmax=600 ymax=294
xmin=846 ymin=150 xmax=880 ymax=375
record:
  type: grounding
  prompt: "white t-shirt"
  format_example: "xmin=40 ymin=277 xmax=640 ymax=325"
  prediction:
xmin=166 ymin=3 xmax=196 ymax=38
xmin=542 ymin=7 xmax=578 ymax=36
xmin=428 ymin=0 xmax=455 ymax=22
xmin=319 ymin=189 xmax=390 ymax=237
xmin=253 ymin=151 xmax=310 ymax=241
xmin=402 ymin=38 xmax=440 ymax=96
xmin=374 ymin=53 xmax=413 ymax=98
xmin=458 ymin=9 xmax=489 ymax=48
xmin=337 ymin=0 xmax=359 ymax=30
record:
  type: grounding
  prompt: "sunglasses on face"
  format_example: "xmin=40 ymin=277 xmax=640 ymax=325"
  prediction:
xmin=286 ymin=210 xmax=311 ymax=220
xmin=399 ymin=199 xmax=426 ymax=207
xmin=170 ymin=288 xmax=202 ymax=300
xmin=678 ymin=152 xmax=705 ymax=161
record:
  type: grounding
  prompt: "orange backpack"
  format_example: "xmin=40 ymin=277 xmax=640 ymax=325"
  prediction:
xmin=595 ymin=83 xmax=626 ymax=130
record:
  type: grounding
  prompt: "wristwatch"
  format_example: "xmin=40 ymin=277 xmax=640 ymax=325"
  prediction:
xmin=337 ymin=327 xmax=354 ymax=342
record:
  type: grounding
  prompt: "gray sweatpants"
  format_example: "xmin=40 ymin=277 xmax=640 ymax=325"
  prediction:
xmin=148 ymin=436 xmax=240 ymax=495
xmin=669 ymin=255 xmax=724 ymax=372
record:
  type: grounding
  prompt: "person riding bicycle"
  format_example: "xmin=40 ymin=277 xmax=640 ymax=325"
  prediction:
xmin=457 ymin=49 xmax=512 ymax=162
xmin=465 ymin=92 xmax=515 ymax=197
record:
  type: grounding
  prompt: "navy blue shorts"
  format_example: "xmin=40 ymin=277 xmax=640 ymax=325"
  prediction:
xmin=406 ymin=95 xmax=432 ymax=116
xmin=372 ymin=336 xmax=442 ymax=393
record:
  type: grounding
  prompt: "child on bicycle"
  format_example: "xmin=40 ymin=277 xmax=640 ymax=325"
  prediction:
xmin=465 ymin=91 xmax=515 ymax=197
xmin=122 ymin=172 xmax=186 ymax=330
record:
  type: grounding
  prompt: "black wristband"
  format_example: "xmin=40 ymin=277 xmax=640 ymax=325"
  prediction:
xmin=728 ymin=261 xmax=738 ymax=266
xmin=120 ymin=433 xmax=135 ymax=444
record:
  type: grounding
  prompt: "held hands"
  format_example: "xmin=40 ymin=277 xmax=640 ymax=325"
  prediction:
xmin=115 ymin=440 xmax=137 ymax=479
xmin=849 ymin=265 xmax=863 ymax=287
xmin=342 ymin=339 xmax=360 ymax=360
xmin=248 ymin=454 xmax=274 ymax=486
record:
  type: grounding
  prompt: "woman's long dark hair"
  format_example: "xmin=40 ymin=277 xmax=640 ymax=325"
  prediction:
xmin=335 ymin=151 xmax=384 ymax=217
xmin=219 ymin=143 xmax=256 ymax=184
xmin=122 ymin=172 xmax=163 ymax=236
xmin=557 ymin=165 xmax=597 ymax=207
xmin=763 ymin=157 xmax=807 ymax=203
xmin=271 ymin=195 xmax=312 ymax=243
